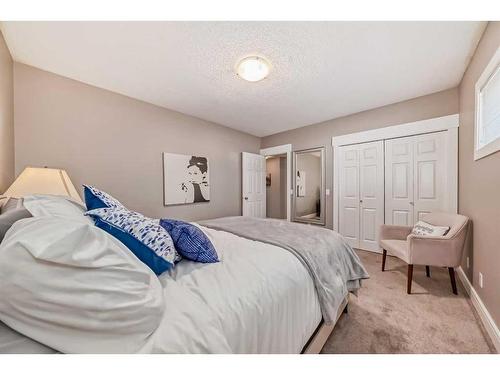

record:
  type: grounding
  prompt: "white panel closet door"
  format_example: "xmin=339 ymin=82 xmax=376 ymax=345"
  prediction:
xmin=385 ymin=131 xmax=447 ymax=226
xmin=338 ymin=140 xmax=384 ymax=251
xmin=359 ymin=141 xmax=385 ymax=251
xmin=338 ymin=144 xmax=360 ymax=249
xmin=385 ymin=137 xmax=414 ymax=226
xmin=242 ymin=152 xmax=266 ymax=218
xmin=413 ymin=132 xmax=447 ymax=222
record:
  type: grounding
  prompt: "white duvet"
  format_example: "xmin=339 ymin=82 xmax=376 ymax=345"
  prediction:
xmin=0 ymin=195 xmax=322 ymax=353
xmin=143 ymin=225 xmax=321 ymax=353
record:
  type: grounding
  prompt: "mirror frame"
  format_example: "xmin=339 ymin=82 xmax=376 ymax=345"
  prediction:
xmin=292 ymin=147 xmax=326 ymax=226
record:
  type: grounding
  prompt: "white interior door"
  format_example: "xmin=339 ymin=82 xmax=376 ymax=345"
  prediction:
xmin=385 ymin=137 xmax=414 ymax=226
xmin=338 ymin=145 xmax=360 ymax=249
xmin=385 ymin=131 xmax=447 ymax=226
xmin=412 ymin=132 xmax=447 ymax=222
xmin=242 ymin=152 xmax=266 ymax=217
xmin=359 ymin=141 xmax=384 ymax=252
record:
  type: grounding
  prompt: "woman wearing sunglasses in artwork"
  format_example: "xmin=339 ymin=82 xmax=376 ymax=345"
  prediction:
xmin=180 ymin=156 xmax=209 ymax=203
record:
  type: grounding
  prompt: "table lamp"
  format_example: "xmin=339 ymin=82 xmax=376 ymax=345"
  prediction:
xmin=0 ymin=167 xmax=83 ymax=204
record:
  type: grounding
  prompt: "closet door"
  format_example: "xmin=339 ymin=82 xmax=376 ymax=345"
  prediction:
xmin=413 ymin=132 xmax=446 ymax=222
xmin=338 ymin=141 xmax=384 ymax=251
xmin=338 ymin=144 xmax=360 ymax=249
xmin=385 ymin=137 xmax=414 ymax=226
xmin=359 ymin=141 xmax=385 ymax=251
xmin=385 ymin=131 xmax=447 ymax=226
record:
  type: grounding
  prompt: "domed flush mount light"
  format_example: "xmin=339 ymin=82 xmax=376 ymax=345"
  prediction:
xmin=236 ymin=56 xmax=271 ymax=82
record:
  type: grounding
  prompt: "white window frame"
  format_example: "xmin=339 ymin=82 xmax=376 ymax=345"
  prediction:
xmin=474 ymin=46 xmax=500 ymax=161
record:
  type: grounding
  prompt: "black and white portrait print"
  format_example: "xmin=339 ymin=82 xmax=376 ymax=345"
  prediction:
xmin=163 ymin=153 xmax=210 ymax=205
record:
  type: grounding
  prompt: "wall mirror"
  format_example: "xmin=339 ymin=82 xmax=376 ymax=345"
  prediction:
xmin=293 ymin=147 xmax=325 ymax=225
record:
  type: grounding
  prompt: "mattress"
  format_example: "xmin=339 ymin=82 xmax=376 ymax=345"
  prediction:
xmin=0 ymin=223 xmax=322 ymax=353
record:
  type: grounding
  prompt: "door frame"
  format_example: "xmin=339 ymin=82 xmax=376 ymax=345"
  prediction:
xmin=332 ymin=114 xmax=459 ymax=232
xmin=260 ymin=144 xmax=292 ymax=221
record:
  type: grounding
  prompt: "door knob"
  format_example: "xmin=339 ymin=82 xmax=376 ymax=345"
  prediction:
xmin=410 ymin=202 xmax=414 ymax=206
xmin=244 ymin=197 xmax=248 ymax=200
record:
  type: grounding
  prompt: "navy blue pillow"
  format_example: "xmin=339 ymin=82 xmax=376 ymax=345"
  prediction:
xmin=160 ymin=219 xmax=218 ymax=263
xmin=86 ymin=208 xmax=178 ymax=275
xmin=83 ymin=185 xmax=125 ymax=211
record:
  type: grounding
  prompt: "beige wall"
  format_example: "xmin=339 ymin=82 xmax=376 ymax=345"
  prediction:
xmin=13 ymin=63 xmax=260 ymax=221
xmin=261 ymin=88 xmax=459 ymax=228
xmin=458 ymin=21 xmax=500 ymax=327
xmin=0 ymin=31 xmax=14 ymax=193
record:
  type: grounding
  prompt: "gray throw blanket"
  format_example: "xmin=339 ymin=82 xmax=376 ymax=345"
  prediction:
xmin=199 ymin=216 xmax=369 ymax=325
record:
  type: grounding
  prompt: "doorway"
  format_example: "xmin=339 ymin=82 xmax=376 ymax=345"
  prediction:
xmin=265 ymin=154 xmax=287 ymax=219
xmin=259 ymin=144 xmax=292 ymax=221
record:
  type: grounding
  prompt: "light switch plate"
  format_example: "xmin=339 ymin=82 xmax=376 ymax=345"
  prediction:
xmin=326 ymin=189 xmax=330 ymax=196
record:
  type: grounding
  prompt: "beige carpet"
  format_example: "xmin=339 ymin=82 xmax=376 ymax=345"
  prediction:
xmin=321 ymin=250 xmax=495 ymax=354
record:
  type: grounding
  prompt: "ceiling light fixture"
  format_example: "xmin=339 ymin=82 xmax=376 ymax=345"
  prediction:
xmin=236 ymin=56 xmax=271 ymax=82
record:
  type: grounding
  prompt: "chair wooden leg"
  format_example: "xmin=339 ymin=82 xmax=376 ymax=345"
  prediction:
xmin=407 ymin=265 xmax=413 ymax=294
xmin=382 ymin=249 xmax=387 ymax=271
xmin=448 ymin=267 xmax=458 ymax=295
xmin=426 ymin=266 xmax=431 ymax=277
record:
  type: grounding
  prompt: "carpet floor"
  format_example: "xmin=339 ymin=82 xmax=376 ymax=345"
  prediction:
xmin=321 ymin=250 xmax=495 ymax=354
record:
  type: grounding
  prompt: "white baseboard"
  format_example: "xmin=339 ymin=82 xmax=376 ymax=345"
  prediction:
xmin=456 ymin=266 xmax=500 ymax=353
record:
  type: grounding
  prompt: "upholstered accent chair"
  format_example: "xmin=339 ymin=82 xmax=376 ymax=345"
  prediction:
xmin=379 ymin=212 xmax=470 ymax=295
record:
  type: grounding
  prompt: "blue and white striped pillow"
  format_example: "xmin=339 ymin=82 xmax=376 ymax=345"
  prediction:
xmin=86 ymin=208 xmax=178 ymax=275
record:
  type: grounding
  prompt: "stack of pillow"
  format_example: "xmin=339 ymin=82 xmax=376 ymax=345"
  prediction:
xmin=0 ymin=188 xmax=219 ymax=353
xmin=83 ymin=185 xmax=218 ymax=275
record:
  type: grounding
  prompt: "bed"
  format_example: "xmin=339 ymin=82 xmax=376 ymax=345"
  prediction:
xmin=0 ymin=195 xmax=367 ymax=354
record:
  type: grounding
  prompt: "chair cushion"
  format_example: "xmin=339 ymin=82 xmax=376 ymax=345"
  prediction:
xmin=420 ymin=212 xmax=469 ymax=238
xmin=380 ymin=239 xmax=409 ymax=263
xmin=411 ymin=220 xmax=449 ymax=236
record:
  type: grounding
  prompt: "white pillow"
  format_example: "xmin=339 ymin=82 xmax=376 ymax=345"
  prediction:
xmin=0 ymin=216 xmax=164 ymax=353
xmin=411 ymin=221 xmax=449 ymax=237
xmin=23 ymin=194 xmax=91 ymax=223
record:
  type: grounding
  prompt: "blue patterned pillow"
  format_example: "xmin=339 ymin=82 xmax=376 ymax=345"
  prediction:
xmin=83 ymin=185 xmax=125 ymax=211
xmin=86 ymin=208 xmax=178 ymax=275
xmin=160 ymin=219 xmax=218 ymax=263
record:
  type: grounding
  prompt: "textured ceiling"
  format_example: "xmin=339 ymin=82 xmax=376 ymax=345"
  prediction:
xmin=0 ymin=21 xmax=486 ymax=137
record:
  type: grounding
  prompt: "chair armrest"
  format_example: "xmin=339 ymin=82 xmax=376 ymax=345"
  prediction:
xmin=407 ymin=235 xmax=461 ymax=267
xmin=379 ymin=224 xmax=413 ymax=241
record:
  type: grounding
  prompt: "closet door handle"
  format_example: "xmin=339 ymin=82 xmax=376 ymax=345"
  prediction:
xmin=409 ymin=201 xmax=414 ymax=206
